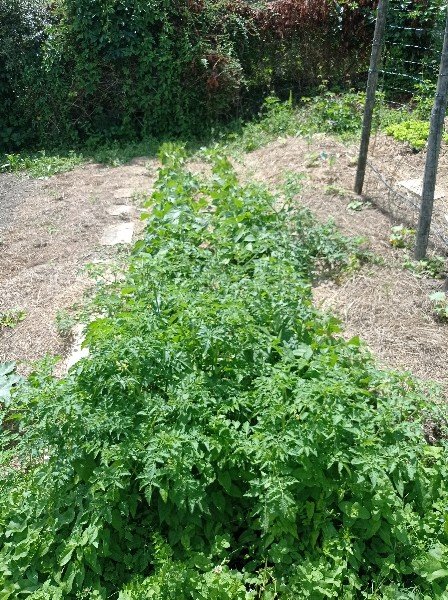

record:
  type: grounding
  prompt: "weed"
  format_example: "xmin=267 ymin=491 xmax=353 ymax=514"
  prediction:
xmin=0 ymin=140 xmax=160 ymax=178
xmin=55 ymin=310 xmax=78 ymax=338
xmin=0 ymin=308 xmax=26 ymax=329
xmin=305 ymin=152 xmax=321 ymax=168
xmin=347 ymin=199 xmax=371 ymax=211
xmin=45 ymin=223 xmax=58 ymax=235
xmin=429 ymin=291 xmax=448 ymax=321
xmin=325 ymin=184 xmax=346 ymax=197
xmin=0 ymin=150 xmax=84 ymax=178
xmin=282 ymin=171 xmax=306 ymax=200
xmin=403 ymin=256 xmax=446 ymax=279
xmin=389 ymin=225 xmax=416 ymax=249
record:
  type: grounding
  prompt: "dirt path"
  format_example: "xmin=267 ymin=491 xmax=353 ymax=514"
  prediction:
xmin=0 ymin=159 xmax=156 ymax=370
xmin=239 ymin=134 xmax=448 ymax=390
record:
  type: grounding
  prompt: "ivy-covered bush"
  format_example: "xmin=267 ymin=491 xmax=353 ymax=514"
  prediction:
xmin=0 ymin=147 xmax=447 ymax=599
xmin=0 ymin=0 xmax=377 ymax=152
xmin=0 ymin=0 xmax=51 ymax=149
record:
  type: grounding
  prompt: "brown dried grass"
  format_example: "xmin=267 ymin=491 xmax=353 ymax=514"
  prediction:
xmin=238 ymin=133 xmax=448 ymax=391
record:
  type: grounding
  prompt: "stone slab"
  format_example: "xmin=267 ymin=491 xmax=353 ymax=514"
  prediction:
xmin=398 ymin=178 xmax=445 ymax=200
xmin=100 ymin=222 xmax=134 ymax=246
xmin=64 ymin=324 xmax=89 ymax=371
xmin=114 ymin=188 xmax=135 ymax=200
xmin=107 ymin=204 xmax=135 ymax=217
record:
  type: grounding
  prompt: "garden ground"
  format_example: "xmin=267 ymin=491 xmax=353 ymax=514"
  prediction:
xmin=0 ymin=132 xmax=447 ymax=389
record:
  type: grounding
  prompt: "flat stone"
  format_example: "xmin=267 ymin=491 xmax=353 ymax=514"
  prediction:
xmin=107 ymin=204 xmax=135 ymax=217
xmin=100 ymin=222 xmax=134 ymax=246
xmin=398 ymin=178 xmax=445 ymax=200
xmin=114 ymin=188 xmax=135 ymax=200
xmin=64 ymin=324 xmax=89 ymax=371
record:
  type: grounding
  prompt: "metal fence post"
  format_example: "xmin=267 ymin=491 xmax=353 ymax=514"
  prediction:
xmin=354 ymin=0 xmax=390 ymax=195
xmin=414 ymin=5 xmax=448 ymax=261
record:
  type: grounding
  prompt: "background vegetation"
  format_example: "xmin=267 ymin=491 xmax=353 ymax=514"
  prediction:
xmin=0 ymin=0 xmax=377 ymax=152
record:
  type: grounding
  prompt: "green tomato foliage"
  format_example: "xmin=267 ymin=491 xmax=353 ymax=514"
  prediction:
xmin=0 ymin=147 xmax=447 ymax=599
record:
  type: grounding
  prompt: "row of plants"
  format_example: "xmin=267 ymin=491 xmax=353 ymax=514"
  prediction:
xmin=0 ymin=146 xmax=447 ymax=598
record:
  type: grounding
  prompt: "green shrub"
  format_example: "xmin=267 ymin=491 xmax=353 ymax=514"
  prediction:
xmin=0 ymin=1 xmax=376 ymax=152
xmin=300 ymin=91 xmax=366 ymax=136
xmin=0 ymin=148 xmax=447 ymax=599
xmin=222 ymin=91 xmax=366 ymax=156
xmin=385 ymin=120 xmax=431 ymax=151
xmin=0 ymin=0 xmax=51 ymax=149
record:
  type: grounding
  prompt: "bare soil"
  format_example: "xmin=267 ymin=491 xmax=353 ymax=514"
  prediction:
xmin=0 ymin=159 xmax=156 ymax=371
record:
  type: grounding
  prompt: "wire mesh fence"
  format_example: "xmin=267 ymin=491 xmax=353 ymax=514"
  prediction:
xmin=361 ymin=0 xmax=448 ymax=254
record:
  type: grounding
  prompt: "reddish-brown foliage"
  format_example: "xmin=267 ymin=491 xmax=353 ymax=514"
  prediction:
xmin=254 ymin=0 xmax=332 ymax=35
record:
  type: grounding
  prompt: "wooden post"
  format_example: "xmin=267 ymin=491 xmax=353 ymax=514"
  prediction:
xmin=414 ymin=5 xmax=448 ymax=261
xmin=354 ymin=0 xmax=390 ymax=195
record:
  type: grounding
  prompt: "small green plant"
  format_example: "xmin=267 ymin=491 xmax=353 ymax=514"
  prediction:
xmin=347 ymin=199 xmax=371 ymax=211
xmin=304 ymin=152 xmax=320 ymax=168
xmin=0 ymin=308 xmax=26 ymax=329
xmin=282 ymin=171 xmax=306 ymax=200
xmin=404 ymin=256 xmax=446 ymax=279
xmin=324 ymin=184 xmax=346 ymax=197
xmin=389 ymin=225 xmax=416 ymax=249
xmin=429 ymin=291 xmax=448 ymax=321
xmin=55 ymin=309 xmax=77 ymax=338
xmin=384 ymin=120 xmax=448 ymax=152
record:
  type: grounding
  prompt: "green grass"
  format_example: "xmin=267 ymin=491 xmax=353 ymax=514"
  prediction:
xmin=0 ymin=89 xmax=439 ymax=179
xmin=0 ymin=92 xmax=368 ymax=178
xmin=0 ymin=139 xmax=163 ymax=178
xmin=0 ymin=150 xmax=85 ymax=178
